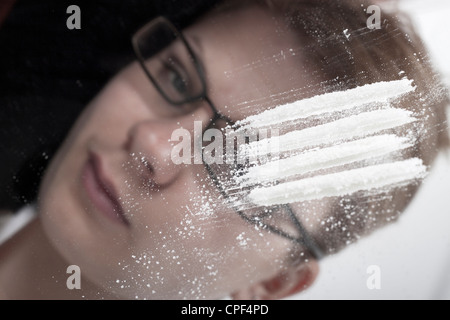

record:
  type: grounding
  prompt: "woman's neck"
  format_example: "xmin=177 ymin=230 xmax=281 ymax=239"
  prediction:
xmin=0 ymin=216 xmax=116 ymax=299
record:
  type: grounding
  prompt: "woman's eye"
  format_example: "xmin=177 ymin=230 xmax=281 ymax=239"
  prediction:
xmin=168 ymin=68 xmax=188 ymax=95
xmin=162 ymin=57 xmax=191 ymax=98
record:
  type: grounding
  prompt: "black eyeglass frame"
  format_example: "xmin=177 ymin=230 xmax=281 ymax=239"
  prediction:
xmin=132 ymin=16 xmax=324 ymax=260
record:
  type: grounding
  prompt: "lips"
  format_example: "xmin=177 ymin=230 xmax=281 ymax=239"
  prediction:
xmin=82 ymin=152 xmax=129 ymax=227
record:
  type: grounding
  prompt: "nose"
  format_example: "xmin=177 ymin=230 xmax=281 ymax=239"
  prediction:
xmin=124 ymin=108 xmax=213 ymax=187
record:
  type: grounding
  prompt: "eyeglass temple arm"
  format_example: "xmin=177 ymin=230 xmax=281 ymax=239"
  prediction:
xmin=204 ymin=95 xmax=234 ymax=125
xmin=284 ymin=204 xmax=325 ymax=260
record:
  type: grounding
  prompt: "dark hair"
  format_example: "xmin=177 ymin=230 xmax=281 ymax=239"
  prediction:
xmin=0 ymin=0 xmax=220 ymax=211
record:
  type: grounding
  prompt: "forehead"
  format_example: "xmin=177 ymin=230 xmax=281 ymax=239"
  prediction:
xmin=184 ymin=5 xmax=311 ymax=120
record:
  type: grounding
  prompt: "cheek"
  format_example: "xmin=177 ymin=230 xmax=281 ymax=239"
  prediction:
xmin=38 ymin=65 xmax=154 ymax=218
xmin=36 ymin=71 xmax=156 ymax=289
xmin=82 ymin=79 xmax=151 ymax=144
xmin=37 ymin=76 xmax=142 ymax=217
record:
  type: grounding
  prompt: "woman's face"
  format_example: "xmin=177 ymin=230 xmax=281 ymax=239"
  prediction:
xmin=38 ymin=5 xmax=313 ymax=299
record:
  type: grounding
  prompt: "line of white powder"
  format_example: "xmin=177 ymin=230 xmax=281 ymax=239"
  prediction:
xmin=247 ymin=158 xmax=427 ymax=206
xmin=239 ymin=107 xmax=417 ymax=157
xmin=226 ymin=79 xmax=427 ymax=207
xmin=236 ymin=134 xmax=413 ymax=187
xmin=235 ymin=78 xmax=416 ymax=129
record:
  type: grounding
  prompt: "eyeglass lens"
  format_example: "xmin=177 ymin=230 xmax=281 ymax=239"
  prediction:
xmin=134 ymin=19 xmax=205 ymax=110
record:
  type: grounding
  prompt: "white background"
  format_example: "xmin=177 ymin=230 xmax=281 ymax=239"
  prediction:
xmin=293 ymin=0 xmax=450 ymax=300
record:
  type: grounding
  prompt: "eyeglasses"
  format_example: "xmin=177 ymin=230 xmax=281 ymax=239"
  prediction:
xmin=132 ymin=16 xmax=324 ymax=260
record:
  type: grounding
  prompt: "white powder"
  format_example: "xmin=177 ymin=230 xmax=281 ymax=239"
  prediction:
xmin=237 ymin=134 xmax=412 ymax=186
xmin=235 ymin=79 xmax=416 ymax=130
xmin=239 ymin=107 xmax=417 ymax=157
xmin=248 ymin=158 xmax=427 ymax=206
xmin=229 ymin=79 xmax=427 ymax=207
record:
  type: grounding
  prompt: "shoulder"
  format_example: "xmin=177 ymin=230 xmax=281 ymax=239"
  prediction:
xmin=0 ymin=206 xmax=36 ymax=246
